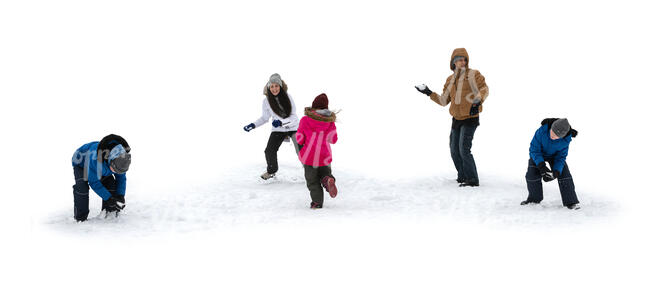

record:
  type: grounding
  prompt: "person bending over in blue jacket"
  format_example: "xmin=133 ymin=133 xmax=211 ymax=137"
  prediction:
xmin=521 ymin=118 xmax=580 ymax=210
xmin=71 ymin=134 xmax=132 ymax=222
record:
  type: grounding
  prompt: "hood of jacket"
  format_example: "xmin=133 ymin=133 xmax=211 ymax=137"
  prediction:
xmin=97 ymin=134 xmax=130 ymax=164
xmin=450 ymin=48 xmax=470 ymax=71
xmin=303 ymin=107 xmax=336 ymax=129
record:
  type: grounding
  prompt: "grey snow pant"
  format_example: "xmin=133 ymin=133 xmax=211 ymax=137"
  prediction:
xmin=304 ymin=165 xmax=333 ymax=205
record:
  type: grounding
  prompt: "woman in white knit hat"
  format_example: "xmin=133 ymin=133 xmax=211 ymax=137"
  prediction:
xmin=243 ymin=73 xmax=301 ymax=180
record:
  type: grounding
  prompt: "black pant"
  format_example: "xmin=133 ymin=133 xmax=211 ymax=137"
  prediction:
xmin=264 ymin=131 xmax=299 ymax=174
xmin=304 ymin=165 xmax=333 ymax=204
xmin=72 ymin=166 xmax=118 ymax=221
xmin=525 ymin=158 xmax=579 ymax=206
xmin=450 ymin=123 xmax=479 ymax=183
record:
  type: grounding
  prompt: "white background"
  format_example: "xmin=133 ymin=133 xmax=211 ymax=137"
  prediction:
xmin=1 ymin=0 xmax=649 ymax=282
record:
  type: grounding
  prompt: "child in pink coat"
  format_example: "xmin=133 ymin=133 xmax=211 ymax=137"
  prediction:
xmin=296 ymin=93 xmax=338 ymax=209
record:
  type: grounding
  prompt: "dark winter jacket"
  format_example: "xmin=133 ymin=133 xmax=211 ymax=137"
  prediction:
xmin=529 ymin=119 xmax=578 ymax=174
xmin=71 ymin=141 xmax=127 ymax=200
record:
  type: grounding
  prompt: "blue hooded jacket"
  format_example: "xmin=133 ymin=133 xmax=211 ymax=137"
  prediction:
xmin=529 ymin=124 xmax=573 ymax=174
xmin=71 ymin=142 xmax=126 ymax=200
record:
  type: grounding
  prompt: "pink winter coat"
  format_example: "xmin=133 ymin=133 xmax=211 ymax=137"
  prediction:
xmin=296 ymin=108 xmax=338 ymax=167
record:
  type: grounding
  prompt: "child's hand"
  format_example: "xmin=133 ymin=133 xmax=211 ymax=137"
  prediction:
xmin=542 ymin=172 xmax=555 ymax=182
xmin=272 ymin=120 xmax=282 ymax=128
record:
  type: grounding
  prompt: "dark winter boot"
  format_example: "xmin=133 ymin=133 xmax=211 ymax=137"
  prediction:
xmin=520 ymin=200 xmax=540 ymax=205
xmin=310 ymin=202 xmax=323 ymax=209
xmin=567 ymin=203 xmax=581 ymax=210
xmin=321 ymin=176 xmax=337 ymax=198
xmin=459 ymin=181 xmax=479 ymax=187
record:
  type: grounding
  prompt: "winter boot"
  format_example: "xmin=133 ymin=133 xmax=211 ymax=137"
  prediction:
xmin=260 ymin=172 xmax=275 ymax=180
xmin=310 ymin=202 xmax=323 ymax=209
xmin=567 ymin=203 xmax=581 ymax=210
xmin=321 ymin=176 xmax=337 ymax=198
xmin=459 ymin=181 xmax=479 ymax=187
xmin=520 ymin=200 xmax=540 ymax=205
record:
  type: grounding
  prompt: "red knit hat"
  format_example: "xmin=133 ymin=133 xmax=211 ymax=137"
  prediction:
xmin=311 ymin=93 xmax=329 ymax=109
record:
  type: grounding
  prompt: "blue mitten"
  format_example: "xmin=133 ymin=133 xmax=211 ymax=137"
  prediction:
xmin=244 ymin=123 xmax=255 ymax=132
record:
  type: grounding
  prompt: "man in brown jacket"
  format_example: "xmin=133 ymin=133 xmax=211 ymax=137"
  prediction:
xmin=415 ymin=48 xmax=489 ymax=187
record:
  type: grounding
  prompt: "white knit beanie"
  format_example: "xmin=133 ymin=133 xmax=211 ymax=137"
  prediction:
xmin=267 ymin=73 xmax=283 ymax=88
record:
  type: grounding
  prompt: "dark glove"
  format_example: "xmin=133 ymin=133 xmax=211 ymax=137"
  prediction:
xmin=469 ymin=101 xmax=481 ymax=116
xmin=104 ymin=196 xmax=124 ymax=213
xmin=114 ymin=195 xmax=126 ymax=210
xmin=542 ymin=172 xmax=555 ymax=182
xmin=415 ymin=84 xmax=433 ymax=96
xmin=536 ymin=162 xmax=551 ymax=173
xmin=553 ymin=170 xmax=560 ymax=179
xmin=272 ymin=120 xmax=282 ymax=128
xmin=537 ymin=162 xmax=555 ymax=182
xmin=243 ymin=123 xmax=255 ymax=132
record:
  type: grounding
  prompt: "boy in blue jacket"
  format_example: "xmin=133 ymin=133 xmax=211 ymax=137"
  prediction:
xmin=521 ymin=118 xmax=580 ymax=210
xmin=71 ymin=134 xmax=132 ymax=221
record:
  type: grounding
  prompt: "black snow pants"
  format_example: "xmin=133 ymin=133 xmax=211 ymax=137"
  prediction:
xmin=264 ymin=131 xmax=300 ymax=174
xmin=72 ymin=166 xmax=118 ymax=221
xmin=525 ymin=158 xmax=579 ymax=206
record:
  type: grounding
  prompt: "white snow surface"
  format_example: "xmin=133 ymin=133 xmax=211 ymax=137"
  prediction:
xmin=30 ymin=161 xmax=629 ymax=282
xmin=45 ymin=162 xmax=617 ymax=233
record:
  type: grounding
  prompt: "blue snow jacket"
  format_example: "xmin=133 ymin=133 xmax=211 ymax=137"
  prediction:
xmin=71 ymin=142 xmax=126 ymax=200
xmin=529 ymin=122 xmax=575 ymax=174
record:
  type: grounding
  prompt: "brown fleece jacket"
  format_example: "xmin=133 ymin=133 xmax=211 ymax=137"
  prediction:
xmin=429 ymin=48 xmax=489 ymax=120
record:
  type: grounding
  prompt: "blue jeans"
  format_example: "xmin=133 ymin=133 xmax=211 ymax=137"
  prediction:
xmin=450 ymin=124 xmax=479 ymax=184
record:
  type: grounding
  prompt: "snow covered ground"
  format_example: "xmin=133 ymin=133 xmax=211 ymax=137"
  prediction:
xmin=3 ymin=0 xmax=650 ymax=282
xmin=44 ymin=161 xmax=618 ymax=234
xmin=27 ymin=160 xmax=630 ymax=282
